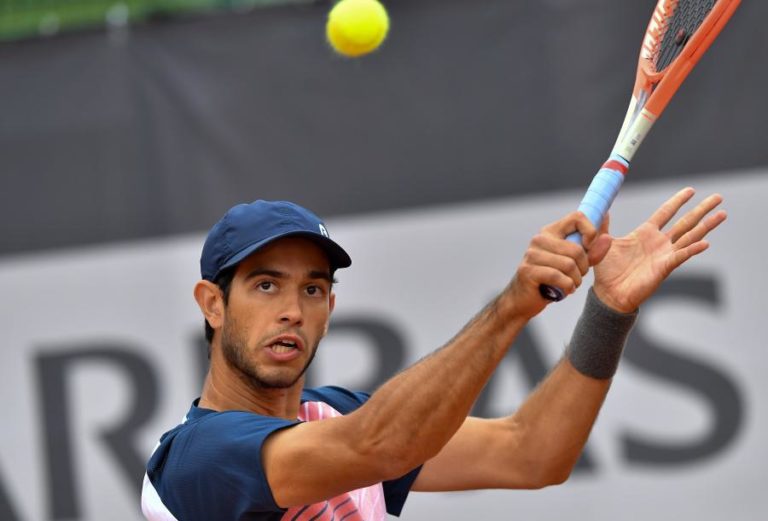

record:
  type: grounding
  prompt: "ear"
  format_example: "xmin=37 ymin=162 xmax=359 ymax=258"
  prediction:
xmin=194 ymin=280 xmax=225 ymax=331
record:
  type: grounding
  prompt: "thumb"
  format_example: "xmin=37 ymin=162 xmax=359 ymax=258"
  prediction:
xmin=588 ymin=234 xmax=612 ymax=266
xmin=599 ymin=212 xmax=611 ymax=235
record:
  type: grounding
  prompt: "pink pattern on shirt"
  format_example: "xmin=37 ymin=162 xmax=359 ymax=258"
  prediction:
xmin=280 ymin=401 xmax=386 ymax=521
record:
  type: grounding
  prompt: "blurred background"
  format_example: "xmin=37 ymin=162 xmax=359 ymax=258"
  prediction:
xmin=1 ymin=0 xmax=766 ymax=519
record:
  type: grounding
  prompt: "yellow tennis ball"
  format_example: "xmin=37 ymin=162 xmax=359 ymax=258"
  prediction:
xmin=326 ymin=0 xmax=389 ymax=58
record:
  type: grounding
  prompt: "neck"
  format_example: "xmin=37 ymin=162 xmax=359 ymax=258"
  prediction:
xmin=198 ymin=346 xmax=304 ymax=420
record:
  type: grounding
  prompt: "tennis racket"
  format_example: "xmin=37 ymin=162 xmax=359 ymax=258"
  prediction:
xmin=539 ymin=0 xmax=741 ymax=302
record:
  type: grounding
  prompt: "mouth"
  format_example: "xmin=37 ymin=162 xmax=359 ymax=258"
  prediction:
xmin=266 ymin=335 xmax=304 ymax=354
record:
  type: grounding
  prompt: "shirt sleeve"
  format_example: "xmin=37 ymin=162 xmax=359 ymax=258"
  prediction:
xmin=146 ymin=412 xmax=299 ymax=520
xmin=383 ymin=466 xmax=422 ymax=517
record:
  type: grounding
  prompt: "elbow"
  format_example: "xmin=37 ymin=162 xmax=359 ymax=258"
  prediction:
xmin=513 ymin=422 xmax=582 ymax=488
xmin=541 ymin=465 xmax=573 ymax=487
xmin=523 ymin=460 xmax=575 ymax=489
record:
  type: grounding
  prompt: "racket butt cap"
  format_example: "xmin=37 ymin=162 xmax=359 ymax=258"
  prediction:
xmin=540 ymin=284 xmax=565 ymax=302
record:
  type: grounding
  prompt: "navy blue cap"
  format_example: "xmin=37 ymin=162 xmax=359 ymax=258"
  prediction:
xmin=200 ymin=200 xmax=352 ymax=281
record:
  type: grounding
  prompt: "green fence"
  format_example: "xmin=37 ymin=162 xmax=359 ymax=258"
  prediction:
xmin=0 ymin=0 xmax=310 ymax=41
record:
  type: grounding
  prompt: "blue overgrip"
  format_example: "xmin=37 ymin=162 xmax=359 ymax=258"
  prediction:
xmin=566 ymin=154 xmax=629 ymax=245
xmin=538 ymin=154 xmax=629 ymax=302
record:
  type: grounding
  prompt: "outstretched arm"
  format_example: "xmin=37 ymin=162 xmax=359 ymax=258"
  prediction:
xmin=412 ymin=188 xmax=726 ymax=491
xmin=412 ymin=291 xmax=633 ymax=491
xmin=262 ymin=212 xmax=605 ymax=507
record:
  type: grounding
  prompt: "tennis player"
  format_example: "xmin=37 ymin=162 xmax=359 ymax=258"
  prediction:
xmin=142 ymin=190 xmax=724 ymax=520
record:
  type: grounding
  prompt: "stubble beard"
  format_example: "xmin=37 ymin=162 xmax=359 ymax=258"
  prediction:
xmin=220 ymin=317 xmax=319 ymax=390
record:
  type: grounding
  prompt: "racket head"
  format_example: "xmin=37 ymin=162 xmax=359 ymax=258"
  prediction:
xmin=636 ymin=0 xmax=741 ymax=117
xmin=612 ymin=0 xmax=740 ymax=160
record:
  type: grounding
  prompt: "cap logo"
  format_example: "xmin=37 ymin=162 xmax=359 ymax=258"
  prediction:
xmin=318 ymin=224 xmax=329 ymax=237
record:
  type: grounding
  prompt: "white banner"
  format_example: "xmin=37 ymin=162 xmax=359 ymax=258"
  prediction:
xmin=1 ymin=168 xmax=766 ymax=520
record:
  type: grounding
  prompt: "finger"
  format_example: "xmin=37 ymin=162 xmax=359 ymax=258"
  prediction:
xmin=526 ymin=248 xmax=585 ymax=288
xmin=666 ymin=193 xmax=724 ymax=243
xmin=541 ymin=211 xmax=598 ymax=247
xmin=674 ymin=209 xmax=727 ymax=250
xmin=647 ymin=187 xmax=696 ymax=229
xmin=530 ymin=233 xmax=590 ymax=276
xmin=667 ymin=240 xmax=710 ymax=272
xmin=527 ymin=265 xmax=579 ymax=297
xmin=574 ymin=212 xmax=601 ymax=249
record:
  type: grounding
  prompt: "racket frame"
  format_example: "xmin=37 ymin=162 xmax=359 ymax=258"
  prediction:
xmin=538 ymin=0 xmax=741 ymax=302
xmin=613 ymin=0 xmax=742 ymax=163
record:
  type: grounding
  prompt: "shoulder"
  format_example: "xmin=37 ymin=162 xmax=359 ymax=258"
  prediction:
xmin=150 ymin=409 xmax=298 ymax=470
xmin=145 ymin=410 xmax=299 ymax=518
xmin=301 ymin=385 xmax=371 ymax=414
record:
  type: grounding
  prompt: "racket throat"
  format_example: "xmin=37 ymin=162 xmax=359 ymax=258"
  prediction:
xmin=612 ymin=105 xmax=657 ymax=161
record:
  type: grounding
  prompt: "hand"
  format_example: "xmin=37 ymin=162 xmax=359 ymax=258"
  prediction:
xmin=593 ymin=188 xmax=727 ymax=313
xmin=506 ymin=211 xmax=613 ymax=319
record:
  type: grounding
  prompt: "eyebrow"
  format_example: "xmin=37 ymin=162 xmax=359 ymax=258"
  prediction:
xmin=308 ymin=270 xmax=334 ymax=283
xmin=243 ymin=268 xmax=333 ymax=283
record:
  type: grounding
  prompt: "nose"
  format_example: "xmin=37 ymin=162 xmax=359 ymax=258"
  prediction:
xmin=278 ymin=291 xmax=303 ymax=326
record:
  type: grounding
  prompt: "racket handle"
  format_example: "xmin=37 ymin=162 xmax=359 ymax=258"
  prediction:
xmin=539 ymin=155 xmax=629 ymax=302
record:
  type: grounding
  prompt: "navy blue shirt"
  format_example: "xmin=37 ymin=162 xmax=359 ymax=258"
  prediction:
xmin=142 ymin=386 xmax=421 ymax=520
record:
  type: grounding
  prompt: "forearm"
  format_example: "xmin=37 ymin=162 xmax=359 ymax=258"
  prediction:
xmin=501 ymin=359 xmax=610 ymax=485
xmin=353 ymin=288 xmax=529 ymax=473
xmin=504 ymin=288 xmax=637 ymax=483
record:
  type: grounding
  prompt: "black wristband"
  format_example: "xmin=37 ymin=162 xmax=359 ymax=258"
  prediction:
xmin=566 ymin=288 xmax=638 ymax=379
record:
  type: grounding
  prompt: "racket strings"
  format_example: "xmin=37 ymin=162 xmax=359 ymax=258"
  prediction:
xmin=655 ymin=0 xmax=716 ymax=71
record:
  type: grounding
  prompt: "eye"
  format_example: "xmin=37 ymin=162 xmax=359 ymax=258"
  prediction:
xmin=257 ymin=281 xmax=276 ymax=292
xmin=305 ymin=285 xmax=325 ymax=297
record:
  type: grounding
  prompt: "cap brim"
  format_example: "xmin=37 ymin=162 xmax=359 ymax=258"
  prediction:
xmin=216 ymin=231 xmax=352 ymax=279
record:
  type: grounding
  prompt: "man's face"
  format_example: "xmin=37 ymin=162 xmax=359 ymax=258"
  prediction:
xmin=218 ymin=237 xmax=335 ymax=390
